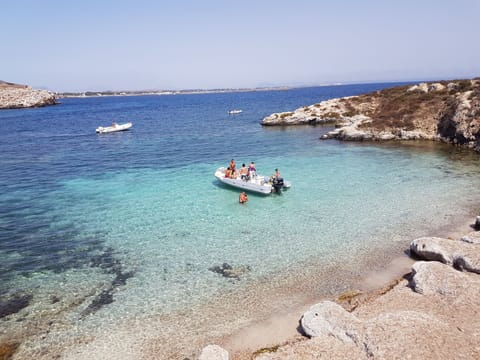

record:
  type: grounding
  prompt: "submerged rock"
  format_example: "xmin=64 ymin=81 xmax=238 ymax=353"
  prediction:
xmin=80 ymin=290 xmax=114 ymax=318
xmin=0 ymin=294 xmax=33 ymax=319
xmin=208 ymin=262 xmax=251 ymax=280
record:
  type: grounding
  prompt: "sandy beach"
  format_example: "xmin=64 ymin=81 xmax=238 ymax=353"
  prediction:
xmin=207 ymin=216 xmax=480 ymax=359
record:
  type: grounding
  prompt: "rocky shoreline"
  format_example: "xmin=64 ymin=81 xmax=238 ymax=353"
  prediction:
xmin=262 ymin=78 xmax=480 ymax=152
xmin=201 ymin=219 xmax=480 ymax=359
xmin=0 ymin=81 xmax=57 ymax=109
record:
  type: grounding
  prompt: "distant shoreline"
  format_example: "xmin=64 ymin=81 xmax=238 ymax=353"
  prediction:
xmin=57 ymin=86 xmax=291 ymax=98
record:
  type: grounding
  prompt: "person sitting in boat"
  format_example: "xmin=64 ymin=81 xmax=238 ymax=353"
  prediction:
xmin=239 ymin=163 xmax=248 ymax=180
xmin=112 ymin=121 xmax=118 ymax=127
xmin=225 ymin=167 xmax=232 ymax=178
xmin=229 ymin=159 xmax=236 ymax=173
xmin=239 ymin=192 xmax=248 ymax=204
xmin=248 ymin=162 xmax=256 ymax=178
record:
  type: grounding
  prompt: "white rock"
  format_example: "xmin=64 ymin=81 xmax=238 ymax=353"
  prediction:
xmin=410 ymin=261 xmax=466 ymax=296
xmin=300 ymin=301 xmax=360 ymax=343
xmin=410 ymin=237 xmax=454 ymax=264
xmin=198 ymin=345 xmax=229 ymax=360
xmin=410 ymin=236 xmax=480 ymax=273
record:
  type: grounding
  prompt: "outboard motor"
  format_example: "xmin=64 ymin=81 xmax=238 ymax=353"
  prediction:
xmin=272 ymin=177 xmax=284 ymax=193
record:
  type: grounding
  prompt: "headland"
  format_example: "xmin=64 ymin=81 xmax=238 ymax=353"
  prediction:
xmin=0 ymin=81 xmax=57 ymax=109
xmin=262 ymin=78 xmax=480 ymax=152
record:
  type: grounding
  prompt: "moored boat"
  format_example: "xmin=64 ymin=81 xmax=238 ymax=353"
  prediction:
xmin=214 ymin=167 xmax=291 ymax=194
xmin=96 ymin=122 xmax=133 ymax=134
xmin=228 ymin=109 xmax=242 ymax=115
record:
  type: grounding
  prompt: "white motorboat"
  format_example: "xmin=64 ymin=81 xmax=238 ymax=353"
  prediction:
xmin=228 ymin=109 xmax=242 ymax=115
xmin=96 ymin=122 xmax=133 ymax=134
xmin=214 ymin=167 xmax=291 ymax=195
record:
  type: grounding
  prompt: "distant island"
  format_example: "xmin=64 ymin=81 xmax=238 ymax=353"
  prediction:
xmin=262 ymin=78 xmax=480 ymax=152
xmin=57 ymin=86 xmax=290 ymax=98
xmin=0 ymin=80 xmax=290 ymax=109
xmin=0 ymin=80 xmax=57 ymax=109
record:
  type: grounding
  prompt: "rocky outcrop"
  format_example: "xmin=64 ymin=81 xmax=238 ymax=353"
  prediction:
xmin=262 ymin=97 xmax=361 ymax=126
xmin=255 ymin=230 xmax=480 ymax=360
xmin=410 ymin=236 xmax=480 ymax=273
xmin=262 ymin=78 xmax=480 ymax=151
xmin=0 ymin=81 xmax=57 ymax=109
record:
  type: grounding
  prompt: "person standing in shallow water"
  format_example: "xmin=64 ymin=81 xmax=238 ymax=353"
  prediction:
xmin=239 ymin=192 xmax=248 ymax=204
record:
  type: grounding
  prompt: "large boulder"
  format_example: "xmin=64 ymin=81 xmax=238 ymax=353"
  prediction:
xmin=299 ymin=299 xmax=466 ymax=359
xmin=410 ymin=237 xmax=480 ymax=273
xmin=409 ymin=260 xmax=479 ymax=296
xmin=300 ymin=301 xmax=360 ymax=342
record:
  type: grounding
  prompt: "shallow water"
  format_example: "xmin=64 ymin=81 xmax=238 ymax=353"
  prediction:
xmin=1 ymin=84 xmax=480 ymax=358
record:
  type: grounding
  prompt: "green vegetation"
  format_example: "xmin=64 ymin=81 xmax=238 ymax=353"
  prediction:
xmin=253 ymin=345 xmax=280 ymax=355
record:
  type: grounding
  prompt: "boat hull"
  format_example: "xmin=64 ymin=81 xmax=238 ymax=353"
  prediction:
xmin=96 ymin=122 xmax=133 ymax=133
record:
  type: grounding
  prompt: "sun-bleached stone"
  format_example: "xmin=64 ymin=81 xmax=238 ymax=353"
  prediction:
xmin=198 ymin=344 xmax=229 ymax=360
xmin=300 ymin=301 xmax=361 ymax=342
xmin=410 ymin=236 xmax=480 ymax=273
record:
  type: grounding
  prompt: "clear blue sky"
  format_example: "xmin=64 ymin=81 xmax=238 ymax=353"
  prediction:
xmin=2 ymin=0 xmax=479 ymax=91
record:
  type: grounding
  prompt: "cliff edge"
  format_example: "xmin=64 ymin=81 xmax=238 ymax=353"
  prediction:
xmin=262 ymin=79 xmax=480 ymax=151
xmin=0 ymin=81 xmax=57 ymax=109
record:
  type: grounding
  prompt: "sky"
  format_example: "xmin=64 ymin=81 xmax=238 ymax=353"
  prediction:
xmin=2 ymin=0 xmax=479 ymax=92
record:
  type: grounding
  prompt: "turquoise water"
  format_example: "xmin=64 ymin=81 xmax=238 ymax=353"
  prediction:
xmin=1 ymin=85 xmax=480 ymax=358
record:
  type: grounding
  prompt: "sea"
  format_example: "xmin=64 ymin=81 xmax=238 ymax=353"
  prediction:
xmin=1 ymin=83 xmax=480 ymax=359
